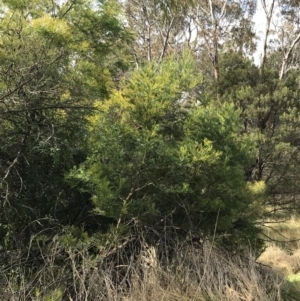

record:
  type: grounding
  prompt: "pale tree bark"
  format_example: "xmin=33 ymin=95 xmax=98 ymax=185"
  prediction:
xmin=279 ymin=32 xmax=300 ymax=79
xmin=259 ymin=0 xmax=300 ymax=79
xmin=208 ymin=0 xmax=228 ymax=80
xmin=141 ymin=1 xmax=153 ymax=62
xmin=279 ymin=0 xmax=300 ymax=78
xmin=260 ymin=0 xmax=275 ymax=76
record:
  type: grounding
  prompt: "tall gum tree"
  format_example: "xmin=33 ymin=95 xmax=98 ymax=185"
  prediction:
xmin=258 ymin=0 xmax=300 ymax=79
xmin=124 ymin=0 xmax=192 ymax=64
xmin=123 ymin=0 xmax=257 ymax=79
xmin=189 ymin=0 xmax=257 ymax=79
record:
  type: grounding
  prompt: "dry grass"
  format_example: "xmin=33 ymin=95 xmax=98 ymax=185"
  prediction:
xmin=124 ymin=242 xmax=285 ymax=301
xmin=258 ymin=214 xmax=300 ymax=300
xmin=258 ymin=246 xmax=300 ymax=275
xmin=263 ymin=215 xmax=300 ymax=250
xmin=0 ymin=237 xmax=286 ymax=301
xmin=259 ymin=214 xmax=300 ymax=275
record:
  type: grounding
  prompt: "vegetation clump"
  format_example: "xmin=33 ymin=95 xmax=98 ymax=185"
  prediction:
xmin=1 ymin=0 xmax=300 ymax=300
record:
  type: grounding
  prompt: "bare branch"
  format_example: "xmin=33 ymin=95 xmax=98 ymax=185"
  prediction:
xmin=280 ymin=32 xmax=300 ymax=79
xmin=159 ymin=16 xmax=175 ymax=62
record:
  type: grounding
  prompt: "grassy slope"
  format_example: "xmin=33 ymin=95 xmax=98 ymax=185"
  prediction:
xmin=258 ymin=215 xmax=300 ymax=300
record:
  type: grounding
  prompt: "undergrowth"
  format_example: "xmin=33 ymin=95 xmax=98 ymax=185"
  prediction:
xmin=0 ymin=225 xmax=286 ymax=301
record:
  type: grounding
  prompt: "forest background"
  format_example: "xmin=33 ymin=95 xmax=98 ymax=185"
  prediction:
xmin=0 ymin=0 xmax=300 ymax=300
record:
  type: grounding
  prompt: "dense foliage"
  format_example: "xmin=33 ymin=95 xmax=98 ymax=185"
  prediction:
xmin=72 ymin=55 xmax=261 ymax=248
xmin=1 ymin=0 xmax=300 ymax=300
xmin=0 ymin=0 xmax=131 ymax=250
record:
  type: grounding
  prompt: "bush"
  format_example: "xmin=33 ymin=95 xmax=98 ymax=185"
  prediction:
xmin=71 ymin=55 xmax=263 ymax=250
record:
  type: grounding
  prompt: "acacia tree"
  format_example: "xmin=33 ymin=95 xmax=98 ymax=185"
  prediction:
xmin=73 ymin=55 xmax=263 ymax=249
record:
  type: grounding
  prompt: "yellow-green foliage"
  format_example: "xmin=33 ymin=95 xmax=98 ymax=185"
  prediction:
xmin=247 ymin=181 xmax=267 ymax=216
xmin=33 ymin=286 xmax=64 ymax=301
xmin=287 ymin=273 xmax=300 ymax=283
xmin=248 ymin=181 xmax=266 ymax=195
xmin=30 ymin=15 xmax=71 ymax=41
xmin=73 ymin=55 xmax=261 ymax=246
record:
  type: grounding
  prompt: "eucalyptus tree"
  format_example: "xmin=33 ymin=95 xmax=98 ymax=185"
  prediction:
xmin=123 ymin=0 xmax=257 ymax=79
xmin=124 ymin=0 xmax=192 ymax=65
xmin=257 ymin=0 xmax=300 ymax=79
